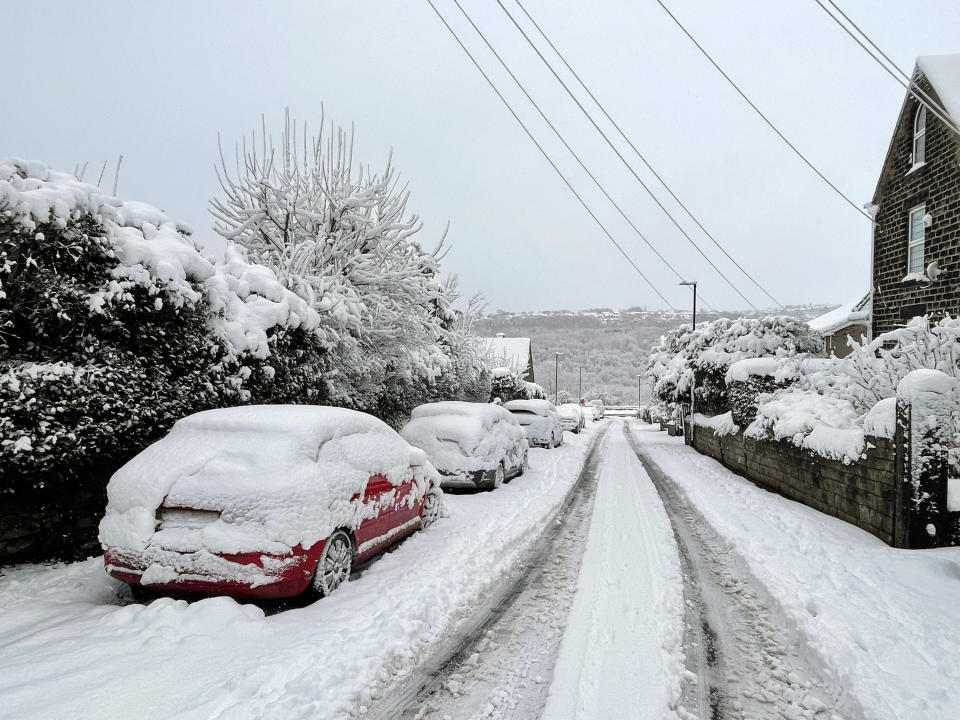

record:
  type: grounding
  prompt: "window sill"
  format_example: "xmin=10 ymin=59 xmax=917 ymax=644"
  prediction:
xmin=905 ymin=161 xmax=926 ymax=176
xmin=901 ymin=272 xmax=930 ymax=284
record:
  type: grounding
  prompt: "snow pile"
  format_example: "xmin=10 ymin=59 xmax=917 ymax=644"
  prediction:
xmin=694 ymin=411 xmax=740 ymax=436
xmin=545 ymin=430 xmax=685 ymax=719
xmin=634 ymin=428 xmax=960 ymax=720
xmin=725 ymin=356 xmax=783 ymax=383
xmin=863 ymin=397 xmax=897 ymax=439
xmin=401 ymin=402 xmax=526 ymax=474
xmin=99 ymin=406 xmax=430 ymax=564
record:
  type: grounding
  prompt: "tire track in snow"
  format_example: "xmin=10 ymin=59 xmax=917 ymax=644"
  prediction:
xmin=365 ymin=423 xmax=610 ymax=720
xmin=626 ymin=424 xmax=864 ymax=720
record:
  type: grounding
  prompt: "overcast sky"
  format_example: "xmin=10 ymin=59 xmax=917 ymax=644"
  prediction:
xmin=3 ymin=1 xmax=958 ymax=312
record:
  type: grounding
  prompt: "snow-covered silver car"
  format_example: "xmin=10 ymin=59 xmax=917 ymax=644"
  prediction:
xmin=557 ymin=403 xmax=586 ymax=434
xmin=401 ymin=401 xmax=528 ymax=490
xmin=503 ymin=399 xmax=564 ymax=448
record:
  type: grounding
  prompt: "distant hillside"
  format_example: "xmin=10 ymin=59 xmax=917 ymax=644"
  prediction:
xmin=475 ymin=305 xmax=837 ymax=404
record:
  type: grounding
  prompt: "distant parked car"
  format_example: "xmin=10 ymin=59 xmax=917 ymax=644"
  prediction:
xmin=99 ymin=405 xmax=442 ymax=600
xmin=557 ymin=403 xmax=586 ymax=433
xmin=504 ymin=399 xmax=564 ymax=448
xmin=588 ymin=399 xmax=605 ymax=420
xmin=401 ymin=401 xmax=528 ymax=491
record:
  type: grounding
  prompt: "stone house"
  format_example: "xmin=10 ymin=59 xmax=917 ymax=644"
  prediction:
xmin=808 ymin=292 xmax=871 ymax=358
xmin=869 ymin=54 xmax=960 ymax=337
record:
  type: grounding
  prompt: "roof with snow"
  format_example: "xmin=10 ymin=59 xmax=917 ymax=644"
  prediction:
xmin=808 ymin=292 xmax=871 ymax=335
xmin=916 ymin=54 xmax=960 ymax=124
xmin=481 ymin=335 xmax=535 ymax=382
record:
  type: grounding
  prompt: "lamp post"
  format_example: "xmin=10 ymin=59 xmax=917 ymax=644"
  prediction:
xmin=578 ymin=366 xmax=584 ymax=401
xmin=679 ymin=281 xmax=698 ymax=443
xmin=637 ymin=373 xmax=643 ymax=419
xmin=554 ymin=352 xmax=564 ymax=405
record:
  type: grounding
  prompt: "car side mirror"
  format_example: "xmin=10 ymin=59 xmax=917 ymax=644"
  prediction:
xmin=409 ymin=446 xmax=427 ymax=468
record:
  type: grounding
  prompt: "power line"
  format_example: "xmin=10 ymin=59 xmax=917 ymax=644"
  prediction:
xmin=422 ymin=0 xmax=677 ymax=309
xmin=813 ymin=0 xmax=960 ymax=137
xmin=494 ymin=0 xmax=760 ymax=311
xmin=510 ymin=0 xmax=782 ymax=309
xmin=447 ymin=0 xmax=716 ymax=310
xmin=652 ymin=0 xmax=871 ymax=220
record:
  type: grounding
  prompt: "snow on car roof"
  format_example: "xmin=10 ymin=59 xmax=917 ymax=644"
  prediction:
xmin=504 ymin=399 xmax=555 ymax=415
xmin=177 ymin=404 xmax=393 ymax=443
xmin=409 ymin=401 xmax=512 ymax=425
xmin=556 ymin=404 xmax=582 ymax=417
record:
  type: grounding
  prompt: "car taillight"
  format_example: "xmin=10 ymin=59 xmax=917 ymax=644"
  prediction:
xmin=155 ymin=507 xmax=222 ymax=531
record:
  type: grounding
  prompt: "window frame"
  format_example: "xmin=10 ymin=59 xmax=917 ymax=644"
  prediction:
xmin=912 ymin=105 xmax=926 ymax=167
xmin=907 ymin=204 xmax=926 ymax=275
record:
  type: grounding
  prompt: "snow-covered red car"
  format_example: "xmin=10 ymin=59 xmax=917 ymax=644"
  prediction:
xmin=99 ymin=405 xmax=442 ymax=600
xmin=503 ymin=399 xmax=564 ymax=448
xmin=557 ymin=403 xmax=586 ymax=433
xmin=400 ymin=401 xmax=528 ymax=490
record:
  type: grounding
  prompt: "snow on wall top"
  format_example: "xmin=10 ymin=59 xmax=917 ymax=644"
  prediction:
xmin=917 ymin=54 xmax=960 ymax=125
xmin=0 ymin=159 xmax=320 ymax=363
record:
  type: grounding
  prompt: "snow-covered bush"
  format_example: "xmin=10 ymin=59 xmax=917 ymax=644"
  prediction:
xmin=643 ymin=316 xmax=822 ymax=418
xmin=750 ymin=316 xmax=960 ymax=465
xmin=211 ymin=111 xmax=486 ymax=426
xmin=490 ymin=367 xmax=535 ymax=403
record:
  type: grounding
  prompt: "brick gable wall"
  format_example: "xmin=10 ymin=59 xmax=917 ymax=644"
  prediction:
xmin=872 ymin=76 xmax=960 ymax=336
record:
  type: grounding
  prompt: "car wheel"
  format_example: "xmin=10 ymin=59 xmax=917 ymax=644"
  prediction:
xmin=420 ymin=487 xmax=442 ymax=529
xmin=312 ymin=530 xmax=353 ymax=597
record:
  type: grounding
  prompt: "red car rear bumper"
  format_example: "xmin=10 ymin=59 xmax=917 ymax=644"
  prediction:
xmin=103 ymin=542 xmax=324 ymax=600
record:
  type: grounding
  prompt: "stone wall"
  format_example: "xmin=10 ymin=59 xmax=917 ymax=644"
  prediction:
xmin=693 ymin=427 xmax=897 ymax=545
xmin=871 ymin=74 xmax=960 ymax=337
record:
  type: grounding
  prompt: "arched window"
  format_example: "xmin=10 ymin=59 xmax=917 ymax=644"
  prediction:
xmin=912 ymin=105 xmax=926 ymax=166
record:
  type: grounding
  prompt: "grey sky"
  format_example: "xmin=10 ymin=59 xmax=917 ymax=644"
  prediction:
xmin=3 ymin=1 xmax=958 ymax=312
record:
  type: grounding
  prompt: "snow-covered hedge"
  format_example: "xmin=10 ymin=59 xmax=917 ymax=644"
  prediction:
xmin=643 ymin=315 xmax=822 ymax=418
xmin=0 ymin=154 xmax=489 ymax=559
xmin=749 ymin=317 xmax=960 ymax=464
xmin=489 ymin=366 xmax=542 ymax=402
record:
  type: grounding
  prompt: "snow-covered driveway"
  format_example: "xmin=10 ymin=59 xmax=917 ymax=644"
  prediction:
xmin=0 ymin=428 xmax=599 ymax=720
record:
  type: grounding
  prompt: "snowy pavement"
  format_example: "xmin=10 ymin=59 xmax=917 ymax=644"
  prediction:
xmin=0 ymin=428 xmax=599 ymax=720
xmin=629 ymin=422 xmax=960 ymax=720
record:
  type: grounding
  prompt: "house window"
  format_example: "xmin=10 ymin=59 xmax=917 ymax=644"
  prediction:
xmin=907 ymin=205 xmax=926 ymax=274
xmin=912 ymin=105 xmax=926 ymax=166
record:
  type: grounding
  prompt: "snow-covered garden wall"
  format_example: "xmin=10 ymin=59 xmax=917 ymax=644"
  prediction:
xmin=0 ymin=145 xmax=490 ymax=563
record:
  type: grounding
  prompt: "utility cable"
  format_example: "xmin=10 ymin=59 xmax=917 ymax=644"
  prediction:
xmin=423 ymin=0 xmax=676 ymax=309
xmin=448 ymin=0 xmax=715 ymax=311
xmin=652 ymin=0 xmax=870 ymax=220
xmin=510 ymin=0 xmax=782 ymax=309
xmin=495 ymin=0 xmax=761 ymax=310
xmin=813 ymin=0 xmax=960 ymax=137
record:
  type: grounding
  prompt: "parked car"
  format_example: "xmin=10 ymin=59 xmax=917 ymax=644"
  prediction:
xmin=99 ymin=405 xmax=442 ymax=600
xmin=401 ymin=401 xmax=527 ymax=490
xmin=557 ymin=403 xmax=586 ymax=433
xmin=588 ymin=399 xmax=605 ymax=420
xmin=503 ymin=399 xmax=564 ymax=448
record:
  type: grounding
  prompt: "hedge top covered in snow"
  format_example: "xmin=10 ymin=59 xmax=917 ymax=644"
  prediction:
xmin=0 ymin=158 xmax=320 ymax=364
xmin=99 ymin=405 xmax=434 ymax=556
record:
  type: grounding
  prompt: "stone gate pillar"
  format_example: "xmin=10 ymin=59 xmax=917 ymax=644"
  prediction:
xmin=895 ymin=369 xmax=958 ymax=548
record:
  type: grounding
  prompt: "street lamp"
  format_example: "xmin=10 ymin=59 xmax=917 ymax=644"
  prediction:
xmin=679 ymin=280 xmax=698 ymax=443
xmin=578 ymin=366 xmax=584 ymax=402
xmin=554 ymin=352 xmax=564 ymax=405
xmin=636 ymin=373 xmax=643 ymax=419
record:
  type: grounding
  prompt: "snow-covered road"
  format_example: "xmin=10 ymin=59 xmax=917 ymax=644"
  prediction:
xmin=3 ymin=420 xmax=958 ymax=720
xmin=0 ymin=428 xmax=600 ymax=720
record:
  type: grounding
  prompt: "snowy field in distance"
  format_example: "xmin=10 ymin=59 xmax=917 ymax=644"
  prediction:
xmin=0 ymin=428 xmax=598 ymax=720
xmin=630 ymin=423 xmax=960 ymax=720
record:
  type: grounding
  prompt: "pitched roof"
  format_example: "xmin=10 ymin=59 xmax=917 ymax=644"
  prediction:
xmin=808 ymin=292 xmax=871 ymax=335
xmin=916 ymin=54 xmax=960 ymax=125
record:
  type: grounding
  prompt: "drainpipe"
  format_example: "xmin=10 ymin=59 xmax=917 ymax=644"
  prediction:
xmin=865 ymin=202 xmax=879 ymax=341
